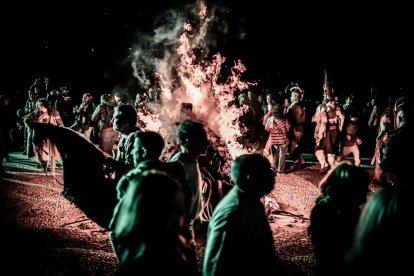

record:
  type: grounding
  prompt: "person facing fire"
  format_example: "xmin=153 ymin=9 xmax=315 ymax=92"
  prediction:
xmin=109 ymin=170 xmax=199 ymax=275
xmin=70 ymin=92 xmax=95 ymax=136
xmin=91 ymin=94 xmax=117 ymax=154
xmin=106 ymin=104 xmax=142 ymax=181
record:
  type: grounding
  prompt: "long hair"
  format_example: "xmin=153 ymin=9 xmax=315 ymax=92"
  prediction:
xmin=317 ymin=161 xmax=371 ymax=207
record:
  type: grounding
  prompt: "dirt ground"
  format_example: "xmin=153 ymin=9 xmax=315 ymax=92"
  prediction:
xmin=0 ymin=152 xmax=379 ymax=275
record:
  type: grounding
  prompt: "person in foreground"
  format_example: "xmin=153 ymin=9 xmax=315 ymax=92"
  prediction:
xmin=202 ymin=153 xmax=285 ymax=276
xmin=109 ymin=131 xmax=195 ymax=264
xmin=111 ymin=169 xmax=199 ymax=275
xmin=343 ymin=180 xmax=412 ymax=275
xmin=169 ymin=119 xmax=211 ymax=241
xmin=308 ymin=161 xmax=371 ymax=276
xmin=380 ymin=99 xmax=413 ymax=186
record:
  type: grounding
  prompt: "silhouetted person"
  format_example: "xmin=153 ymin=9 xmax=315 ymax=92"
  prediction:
xmin=110 ymin=104 xmax=141 ymax=179
xmin=91 ymin=93 xmax=117 ymax=153
xmin=371 ymin=105 xmax=393 ymax=184
xmin=343 ymin=182 xmax=413 ymax=275
xmin=114 ymin=91 xmax=130 ymax=106
xmin=30 ymin=78 xmax=47 ymax=99
xmin=169 ymin=119 xmax=209 ymax=242
xmin=381 ymin=100 xmax=413 ymax=186
xmin=285 ymin=85 xmax=306 ymax=170
xmin=359 ymin=96 xmax=376 ymax=155
xmin=112 ymin=131 xmax=166 ymax=199
xmin=23 ymin=98 xmax=64 ymax=169
xmin=109 ymin=131 xmax=196 ymax=267
xmin=336 ymin=113 xmax=362 ymax=166
xmin=237 ymin=93 xmax=257 ymax=147
xmin=70 ymin=92 xmax=95 ymax=136
xmin=308 ymin=161 xmax=371 ymax=276
xmin=22 ymin=88 xmax=38 ymax=155
xmin=111 ymin=170 xmax=199 ymax=275
xmin=203 ymin=153 xmax=285 ymax=276
xmin=129 ymin=132 xmax=191 ymax=216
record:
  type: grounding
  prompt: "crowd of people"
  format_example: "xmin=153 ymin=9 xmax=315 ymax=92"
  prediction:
xmin=1 ymin=76 xmax=413 ymax=275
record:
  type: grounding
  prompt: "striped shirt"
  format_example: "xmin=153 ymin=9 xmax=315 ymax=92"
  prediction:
xmin=265 ymin=116 xmax=290 ymax=145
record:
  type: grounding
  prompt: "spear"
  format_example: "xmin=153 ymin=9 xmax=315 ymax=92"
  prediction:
xmin=323 ymin=69 xmax=332 ymax=100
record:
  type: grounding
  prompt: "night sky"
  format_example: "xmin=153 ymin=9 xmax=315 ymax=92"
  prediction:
xmin=2 ymin=0 xmax=412 ymax=102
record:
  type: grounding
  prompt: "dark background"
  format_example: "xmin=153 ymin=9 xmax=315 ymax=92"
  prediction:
xmin=1 ymin=0 xmax=412 ymax=102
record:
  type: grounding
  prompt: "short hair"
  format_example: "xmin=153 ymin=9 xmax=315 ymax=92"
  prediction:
xmin=36 ymin=98 xmax=50 ymax=109
xmin=176 ymin=120 xmax=208 ymax=152
xmin=116 ymin=104 xmax=137 ymax=127
xmin=231 ymin=153 xmax=274 ymax=196
xmin=271 ymin=103 xmax=284 ymax=118
xmin=134 ymin=131 xmax=165 ymax=159
xmin=113 ymin=169 xmax=185 ymax=260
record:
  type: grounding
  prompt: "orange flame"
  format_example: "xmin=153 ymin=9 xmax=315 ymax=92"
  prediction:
xmin=133 ymin=0 xmax=257 ymax=159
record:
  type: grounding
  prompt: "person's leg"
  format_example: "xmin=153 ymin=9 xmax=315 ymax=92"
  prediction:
xmin=325 ymin=130 xmax=338 ymax=168
xmin=290 ymin=128 xmax=304 ymax=163
xmin=277 ymin=144 xmax=288 ymax=173
xmin=22 ymin=126 xmax=28 ymax=154
xmin=351 ymin=145 xmax=361 ymax=166
xmin=336 ymin=142 xmax=347 ymax=162
xmin=327 ymin=153 xmax=336 ymax=168
xmin=272 ymin=145 xmax=279 ymax=171
xmin=315 ymin=138 xmax=329 ymax=173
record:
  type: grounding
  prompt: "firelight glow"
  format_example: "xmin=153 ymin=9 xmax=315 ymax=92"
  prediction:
xmin=132 ymin=0 xmax=257 ymax=159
